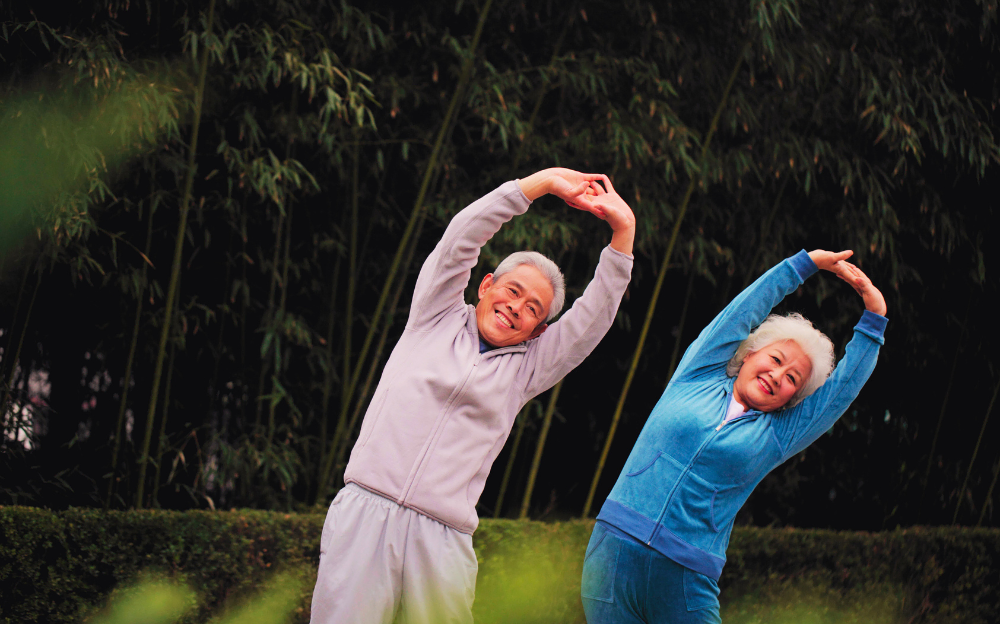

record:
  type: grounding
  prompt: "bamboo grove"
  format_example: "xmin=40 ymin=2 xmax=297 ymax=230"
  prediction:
xmin=1 ymin=0 xmax=999 ymax=529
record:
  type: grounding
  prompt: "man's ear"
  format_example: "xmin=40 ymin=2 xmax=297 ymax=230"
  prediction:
xmin=478 ymin=273 xmax=495 ymax=299
xmin=528 ymin=323 xmax=548 ymax=340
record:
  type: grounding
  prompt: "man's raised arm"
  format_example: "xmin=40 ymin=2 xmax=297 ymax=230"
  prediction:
xmin=408 ymin=169 xmax=613 ymax=330
xmin=519 ymin=172 xmax=636 ymax=397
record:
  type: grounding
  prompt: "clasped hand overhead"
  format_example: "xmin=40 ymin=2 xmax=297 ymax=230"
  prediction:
xmin=808 ymin=249 xmax=887 ymax=316
xmin=518 ymin=168 xmax=636 ymax=256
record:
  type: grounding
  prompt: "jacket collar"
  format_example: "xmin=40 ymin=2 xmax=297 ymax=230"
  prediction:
xmin=466 ymin=304 xmax=529 ymax=356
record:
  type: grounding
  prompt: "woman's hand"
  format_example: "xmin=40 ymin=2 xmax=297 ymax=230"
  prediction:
xmin=808 ymin=249 xmax=853 ymax=272
xmin=835 ymin=261 xmax=888 ymax=316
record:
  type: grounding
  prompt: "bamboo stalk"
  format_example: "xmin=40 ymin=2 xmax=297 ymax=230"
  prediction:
xmin=582 ymin=41 xmax=748 ymax=518
xmin=266 ymin=90 xmax=299 ymax=445
xmin=267 ymin=199 xmax=294 ymax=443
xmin=520 ymin=381 xmax=563 ymax=519
xmin=255 ymin=208 xmax=285 ymax=432
xmin=316 ymin=249 xmax=342 ymax=500
xmin=207 ymin=224 xmax=235 ymax=420
xmin=338 ymin=0 xmax=495 ymax=417
xmin=239 ymin=212 xmax=248 ymax=423
xmin=318 ymin=214 xmax=426 ymax=502
xmin=952 ymin=372 xmax=1000 ymax=524
xmin=977 ymin=457 xmax=1000 ymax=527
xmin=135 ymin=0 xmax=216 ymax=509
xmin=923 ymin=293 xmax=972 ymax=491
xmin=105 ymin=211 xmax=155 ymax=509
xmin=2 ymin=270 xmax=41 ymax=442
xmin=315 ymin=2 xmax=493 ymax=503
xmin=665 ymin=269 xmax=696 ymax=382
xmin=511 ymin=5 xmax=574 ymax=170
xmin=324 ymin=139 xmax=360 ymax=470
xmin=494 ymin=403 xmax=533 ymax=518
xmin=742 ymin=176 xmax=789 ymax=288
xmin=151 ymin=334 xmax=178 ymax=508
xmin=0 ymin=263 xmax=31 ymax=416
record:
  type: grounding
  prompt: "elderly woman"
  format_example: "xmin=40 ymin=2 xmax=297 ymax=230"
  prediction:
xmin=582 ymin=249 xmax=887 ymax=624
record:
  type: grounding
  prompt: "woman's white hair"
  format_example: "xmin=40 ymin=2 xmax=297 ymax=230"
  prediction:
xmin=726 ymin=312 xmax=835 ymax=408
xmin=493 ymin=251 xmax=566 ymax=321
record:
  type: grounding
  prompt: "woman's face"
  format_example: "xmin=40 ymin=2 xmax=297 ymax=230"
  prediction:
xmin=732 ymin=339 xmax=813 ymax=412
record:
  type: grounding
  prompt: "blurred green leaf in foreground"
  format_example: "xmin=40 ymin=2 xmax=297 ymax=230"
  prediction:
xmin=0 ymin=65 xmax=182 ymax=255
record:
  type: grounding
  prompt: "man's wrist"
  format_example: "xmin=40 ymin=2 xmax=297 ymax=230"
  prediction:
xmin=517 ymin=169 xmax=554 ymax=201
xmin=609 ymin=226 xmax=635 ymax=256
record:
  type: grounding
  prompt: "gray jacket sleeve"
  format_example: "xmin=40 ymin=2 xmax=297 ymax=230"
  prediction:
xmin=406 ymin=181 xmax=531 ymax=331
xmin=520 ymin=245 xmax=633 ymax=399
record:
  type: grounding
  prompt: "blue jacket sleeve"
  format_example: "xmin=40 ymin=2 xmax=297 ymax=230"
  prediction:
xmin=773 ymin=310 xmax=887 ymax=458
xmin=672 ymin=250 xmax=818 ymax=383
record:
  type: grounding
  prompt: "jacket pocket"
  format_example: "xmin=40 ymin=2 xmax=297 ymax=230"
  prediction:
xmin=581 ymin=524 xmax=621 ymax=603
xmin=626 ymin=451 xmax=662 ymax=476
xmin=671 ymin=471 xmax=721 ymax=537
xmin=617 ymin=451 xmax=682 ymax=522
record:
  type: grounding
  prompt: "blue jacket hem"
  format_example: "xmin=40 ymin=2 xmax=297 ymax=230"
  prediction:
xmin=597 ymin=499 xmax=726 ymax=581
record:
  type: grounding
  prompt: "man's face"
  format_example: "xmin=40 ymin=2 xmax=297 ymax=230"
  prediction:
xmin=475 ymin=264 xmax=553 ymax=347
xmin=732 ymin=339 xmax=812 ymax=412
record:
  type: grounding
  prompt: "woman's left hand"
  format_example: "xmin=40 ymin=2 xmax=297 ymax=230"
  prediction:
xmin=835 ymin=261 xmax=887 ymax=316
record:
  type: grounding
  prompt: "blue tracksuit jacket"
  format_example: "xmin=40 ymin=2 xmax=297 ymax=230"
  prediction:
xmin=596 ymin=250 xmax=888 ymax=581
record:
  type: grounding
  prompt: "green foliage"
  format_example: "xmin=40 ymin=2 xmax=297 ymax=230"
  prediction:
xmin=2 ymin=508 xmax=999 ymax=624
xmin=1 ymin=0 xmax=999 ymax=532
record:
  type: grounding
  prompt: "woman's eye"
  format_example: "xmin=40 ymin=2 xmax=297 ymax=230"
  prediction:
xmin=772 ymin=356 xmax=780 ymax=363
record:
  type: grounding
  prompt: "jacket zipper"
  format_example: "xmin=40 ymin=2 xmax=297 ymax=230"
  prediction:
xmin=648 ymin=395 xmax=736 ymax=544
xmin=399 ymin=351 xmax=483 ymax=503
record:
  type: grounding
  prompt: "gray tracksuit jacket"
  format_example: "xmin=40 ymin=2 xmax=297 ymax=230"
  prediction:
xmin=344 ymin=180 xmax=633 ymax=533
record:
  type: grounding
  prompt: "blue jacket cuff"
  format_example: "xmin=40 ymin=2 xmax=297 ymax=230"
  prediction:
xmin=789 ymin=249 xmax=818 ymax=282
xmin=855 ymin=310 xmax=888 ymax=345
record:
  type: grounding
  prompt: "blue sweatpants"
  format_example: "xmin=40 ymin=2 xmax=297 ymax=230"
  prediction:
xmin=581 ymin=522 xmax=721 ymax=624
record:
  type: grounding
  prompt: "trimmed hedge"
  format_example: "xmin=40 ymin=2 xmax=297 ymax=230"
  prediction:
xmin=1 ymin=506 xmax=998 ymax=623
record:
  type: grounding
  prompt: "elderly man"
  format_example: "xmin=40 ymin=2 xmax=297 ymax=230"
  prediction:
xmin=310 ymin=168 xmax=635 ymax=624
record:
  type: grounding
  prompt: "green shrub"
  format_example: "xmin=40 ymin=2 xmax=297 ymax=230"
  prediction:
xmin=1 ymin=506 xmax=998 ymax=623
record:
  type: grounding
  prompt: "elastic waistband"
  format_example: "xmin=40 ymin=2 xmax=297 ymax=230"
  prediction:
xmin=340 ymin=482 xmax=400 ymax=509
xmin=342 ymin=481 xmax=470 ymax=535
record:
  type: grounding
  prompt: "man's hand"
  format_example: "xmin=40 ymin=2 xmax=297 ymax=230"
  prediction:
xmin=517 ymin=169 xmax=636 ymax=255
xmin=518 ymin=168 xmax=602 ymax=203
xmin=565 ymin=176 xmax=636 ymax=255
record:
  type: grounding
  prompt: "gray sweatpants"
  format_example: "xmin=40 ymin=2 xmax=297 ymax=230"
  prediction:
xmin=309 ymin=483 xmax=478 ymax=624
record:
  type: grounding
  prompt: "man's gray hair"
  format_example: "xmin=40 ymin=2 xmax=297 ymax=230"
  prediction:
xmin=726 ymin=312 xmax=835 ymax=408
xmin=494 ymin=251 xmax=566 ymax=321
